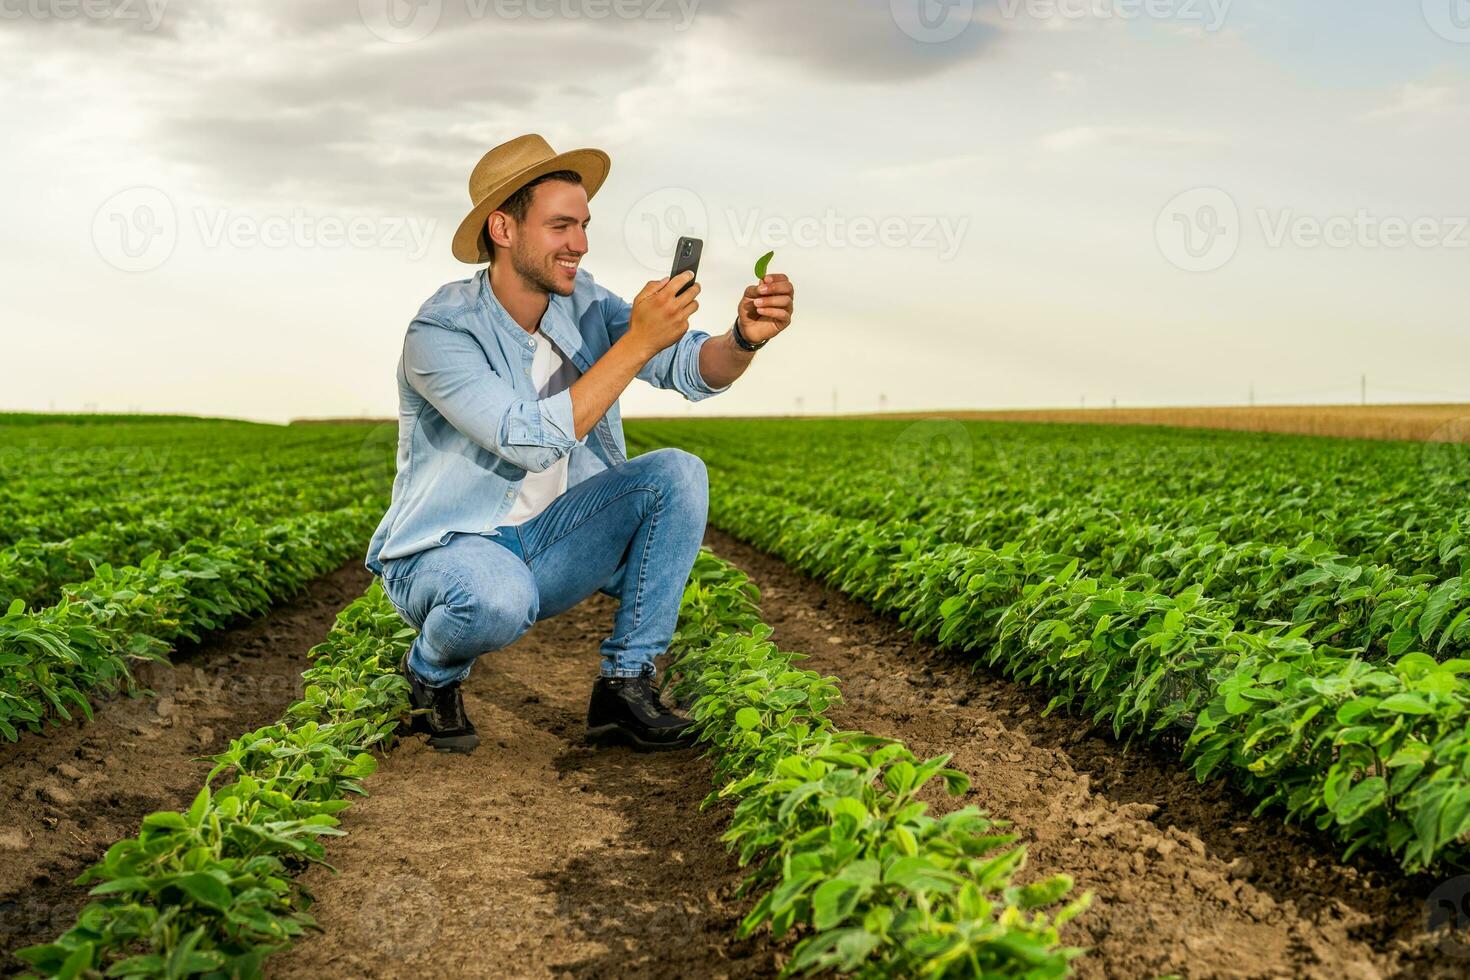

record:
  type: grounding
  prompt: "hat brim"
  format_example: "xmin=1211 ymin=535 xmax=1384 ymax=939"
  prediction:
xmin=451 ymin=148 xmax=611 ymax=264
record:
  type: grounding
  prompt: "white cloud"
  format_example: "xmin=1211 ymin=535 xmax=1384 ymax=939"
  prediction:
xmin=1040 ymin=124 xmax=1226 ymax=151
xmin=1357 ymin=82 xmax=1461 ymax=122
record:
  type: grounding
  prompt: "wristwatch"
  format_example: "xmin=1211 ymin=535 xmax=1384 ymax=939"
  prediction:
xmin=732 ymin=316 xmax=768 ymax=352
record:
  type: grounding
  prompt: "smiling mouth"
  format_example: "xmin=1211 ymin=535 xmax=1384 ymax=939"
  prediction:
xmin=556 ymin=258 xmax=579 ymax=273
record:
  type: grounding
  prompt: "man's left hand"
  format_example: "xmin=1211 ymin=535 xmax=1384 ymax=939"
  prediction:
xmin=737 ymin=274 xmax=794 ymax=345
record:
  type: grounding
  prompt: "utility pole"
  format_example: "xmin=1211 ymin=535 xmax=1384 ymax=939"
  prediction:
xmin=794 ymin=396 xmax=803 ymax=416
xmin=832 ymin=388 xmax=838 ymax=415
xmin=1361 ymin=373 xmax=1367 ymax=406
xmin=1249 ymin=383 xmax=1255 ymax=407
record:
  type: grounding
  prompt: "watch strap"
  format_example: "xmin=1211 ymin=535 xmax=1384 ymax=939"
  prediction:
xmin=732 ymin=316 xmax=768 ymax=352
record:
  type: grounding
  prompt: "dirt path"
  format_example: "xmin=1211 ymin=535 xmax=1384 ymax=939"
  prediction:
xmin=271 ymin=568 xmax=777 ymax=980
xmin=700 ymin=527 xmax=1465 ymax=980
xmin=0 ymin=560 xmax=372 ymax=966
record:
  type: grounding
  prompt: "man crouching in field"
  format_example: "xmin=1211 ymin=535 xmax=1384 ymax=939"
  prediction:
xmin=364 ymin=134 xmax=795 ymax=754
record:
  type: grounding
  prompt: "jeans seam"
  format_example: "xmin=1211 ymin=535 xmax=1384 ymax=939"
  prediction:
xmin=382 ymin=573 xmax=416 ymax=625
xmin=439 ymin=565 xmax=476 ymax=653
xmin=631 ymin=500 xmax=656 ymax=635
xmin=520 ymin=484 xmax=661 ymax=567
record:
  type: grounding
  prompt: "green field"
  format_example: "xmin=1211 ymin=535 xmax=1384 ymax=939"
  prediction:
xmin=8 ymin=412 xmax=1470 ymax=977
xmin=629 ymin=417 xmax=1470 ymax=871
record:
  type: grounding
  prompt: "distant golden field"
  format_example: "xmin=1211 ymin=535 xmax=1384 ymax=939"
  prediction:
xmin=306 ymin=405 xmax=1470 ymax=445
xmin=851 ymin=404 xmax=1470 ymax=444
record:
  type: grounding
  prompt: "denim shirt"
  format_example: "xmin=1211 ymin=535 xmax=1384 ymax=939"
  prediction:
xmin=364 ymin=266 xmax=730 ymax=576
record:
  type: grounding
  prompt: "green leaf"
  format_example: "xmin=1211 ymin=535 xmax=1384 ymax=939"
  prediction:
xmin=1334 ymin=777 xmax=1387 ymax=825
xmin=141 ymin=811 xmax=190 ymax=832
xmin=810 ymin=878 xmax=861 ymax=930
xmin=754 ymin=250 xmax=774 ymax=279
xmin=171 ymin=872 xmax=232 ymax=910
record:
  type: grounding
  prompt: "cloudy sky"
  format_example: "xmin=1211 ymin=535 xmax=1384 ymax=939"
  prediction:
xmin=3 ymin=0 xmax=1467 ymax=422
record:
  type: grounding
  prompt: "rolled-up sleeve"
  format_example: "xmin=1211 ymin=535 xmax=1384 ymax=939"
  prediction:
xmin=402 ymin=319 xmax=577 ymax=473
xmin=596 ymin=284 xmax=732 ymax=402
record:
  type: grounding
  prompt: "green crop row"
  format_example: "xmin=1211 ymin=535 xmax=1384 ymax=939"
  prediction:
xmin=13 ymin=582 xmax=414 ymax=979
xmin=668 ymin=549 xmax=1090 ymax=977
xmin=0 ymin=472 xmax=385 ymax=610
xmin=0 ymin=420 xmax=389 ymax=546
xmin=704 ymin=489 xmax=1470 ymax=871
xmin=0 ymin=506 xmax=379 ymax=742
xmin=627 ymin=419 xmax=1470 ymax=585
xmin=680 ymin=436 xmax=1470 ymax=591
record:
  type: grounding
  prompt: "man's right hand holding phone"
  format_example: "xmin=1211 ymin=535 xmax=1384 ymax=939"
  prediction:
xmin=627 ymin=272 xmax=699 ymax=360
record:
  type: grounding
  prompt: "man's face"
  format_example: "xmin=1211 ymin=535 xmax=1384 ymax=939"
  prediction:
xmin=495 ymin=180 xmax=590 ymax=297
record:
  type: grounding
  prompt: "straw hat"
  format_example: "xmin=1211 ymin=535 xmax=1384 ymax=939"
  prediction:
xmin=451 ymin=134 xmax=611 ymax=264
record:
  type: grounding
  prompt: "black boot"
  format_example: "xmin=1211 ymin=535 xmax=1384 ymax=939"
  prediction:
xmin=399 ymin=655 xmax=480 ymax=754
xmin=586 ymin=672 xmax=698 ymax=752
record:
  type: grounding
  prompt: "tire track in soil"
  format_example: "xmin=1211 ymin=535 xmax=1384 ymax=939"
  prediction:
xmin=700 ymin=527 xmax=1466 ymax=980
xmin=0 ymin=560 xmax=372 ymax=969
xmin=271 ymin=554 xmax=778 ymax=980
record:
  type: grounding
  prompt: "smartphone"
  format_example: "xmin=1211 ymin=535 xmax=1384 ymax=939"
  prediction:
xmin=670 ymin=236 xmax=702 ymax=297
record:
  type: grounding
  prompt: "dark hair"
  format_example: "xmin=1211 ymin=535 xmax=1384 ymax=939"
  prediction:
xmin=487 ymin=169 xmax=584 ymax=263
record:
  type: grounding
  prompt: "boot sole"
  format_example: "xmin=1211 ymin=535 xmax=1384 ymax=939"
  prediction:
xmin=426 ymin=731 xmax=480 ymax=753
xmin=399 ymin=713 xmax=480 ymax=754
xmin=586 ymin=723 xmax=695 ymax=753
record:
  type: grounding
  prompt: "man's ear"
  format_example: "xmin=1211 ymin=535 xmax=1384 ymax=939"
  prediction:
xmin=486 ymin=211 xmax=513 ymax=251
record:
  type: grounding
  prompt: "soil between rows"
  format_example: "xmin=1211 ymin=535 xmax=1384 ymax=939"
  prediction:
xmin=0 ymin=559 xmax=373 ymax=969
xmin=269 ymin=562 xmax=777 ymax=980
xmin=10 ymin=529 xmax=1469 ymax=978
xmin=699 ymin=527 xmax=1468 ymax=979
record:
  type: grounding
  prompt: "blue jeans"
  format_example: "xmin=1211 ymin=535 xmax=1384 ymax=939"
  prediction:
xmin=378 ymin=447 xmax=709 ymax=687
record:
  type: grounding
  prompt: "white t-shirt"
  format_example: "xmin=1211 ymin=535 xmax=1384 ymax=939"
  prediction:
xmin=500 ymin=328 xmax=580 ymax=527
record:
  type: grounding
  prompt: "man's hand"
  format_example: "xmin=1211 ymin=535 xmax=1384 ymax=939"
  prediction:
xmin=628 ymin=271 xmax=700 ymax=359
xmin=737 ymin=273 xmax=794 ymax=344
